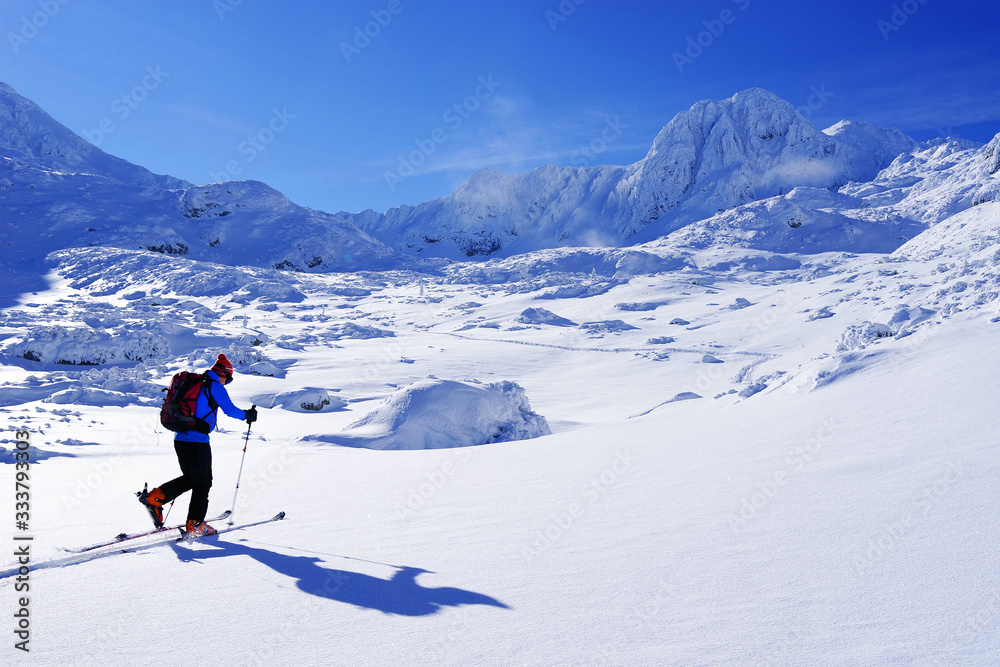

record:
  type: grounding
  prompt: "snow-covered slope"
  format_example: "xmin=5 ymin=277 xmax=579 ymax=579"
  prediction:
xmin=842 ymin=135 xmax=1000 ymax=223
xmin=348 ymin=89 xmax=920 ymax=258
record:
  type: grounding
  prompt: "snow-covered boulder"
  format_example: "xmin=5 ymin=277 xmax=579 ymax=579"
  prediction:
xmin=3 ymin=326 xmax=170 ymax=365
xmin=727 ymin=298 xmax=754 ymax=310
xmin=517 ymin=308 xmax=576 ymax=327
xmin=836 ymin=322 xmax=895 ymax=352
xmin=579 ymin=320 xmax=639 ymax=333
xmin=303 ymin=379 xmax=551 ymax=450
xmin=249 ymin=361 xmax=284 ymax=378
xmin=258 ymin=388 xmax=347 ymax=413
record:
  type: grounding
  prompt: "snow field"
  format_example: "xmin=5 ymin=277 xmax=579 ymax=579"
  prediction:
xmin=1 ymin=235 xmax=999 ymax=664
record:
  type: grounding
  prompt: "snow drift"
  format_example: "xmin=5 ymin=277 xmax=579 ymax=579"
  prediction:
xmin=302 ymin=379 xmax=551 ymax=449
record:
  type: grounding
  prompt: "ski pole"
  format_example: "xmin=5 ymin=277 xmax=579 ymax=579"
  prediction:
xmin=227 ymin=405 xmax=254 ymax=525
xmin=163 ymin=500 xmax=175 ymax=525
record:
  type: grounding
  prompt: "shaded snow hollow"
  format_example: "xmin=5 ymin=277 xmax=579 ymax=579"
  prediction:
xmin=301 ymin=379 xmax=551 ymax=450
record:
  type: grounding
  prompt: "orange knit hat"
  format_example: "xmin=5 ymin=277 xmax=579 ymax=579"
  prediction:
xmin=211 ymin=353 xmax=234 ymax=381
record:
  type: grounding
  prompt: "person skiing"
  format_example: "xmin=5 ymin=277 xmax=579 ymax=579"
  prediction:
xmin=138 ymin=353 xmax=258 ymax=536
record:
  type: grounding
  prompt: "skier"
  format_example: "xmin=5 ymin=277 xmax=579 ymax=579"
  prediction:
xmin=139 ymin=354 xmax=258 ymax=536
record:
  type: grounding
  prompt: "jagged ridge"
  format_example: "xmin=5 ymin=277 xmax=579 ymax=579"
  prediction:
xmin=346 ymin=88 xmax=924 ymax=259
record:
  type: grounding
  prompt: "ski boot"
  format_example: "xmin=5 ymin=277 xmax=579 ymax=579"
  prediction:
xmin=184 ymin=520 xmax=217 ymax=537
xmin=136 ymin=483 xmax=166 ymax=528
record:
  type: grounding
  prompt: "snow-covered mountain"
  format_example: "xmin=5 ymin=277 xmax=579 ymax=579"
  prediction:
xmin=346 ymin=88 xmax=929 ymax=259
xmin=0 ymin=82 xmax=404 ymax=308
xmin=0 ymin=82 xmax=186 ymax=191
xmin=5 ymin=82 xmax=997 ymax=282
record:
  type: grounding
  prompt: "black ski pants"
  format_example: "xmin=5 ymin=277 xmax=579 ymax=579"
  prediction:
xmin=159 ymin=440 xmax=213 ymax=523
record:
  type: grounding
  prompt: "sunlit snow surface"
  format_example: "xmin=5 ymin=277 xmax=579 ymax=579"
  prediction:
xmin=2 ymin=199 xmax=999 ymax=663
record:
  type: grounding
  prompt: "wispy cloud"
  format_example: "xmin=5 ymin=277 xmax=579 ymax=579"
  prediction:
xmin=822 ymin=51 xmax=1000 ymax=131
xmin=373 ymin=93 xmax=653 ymax=179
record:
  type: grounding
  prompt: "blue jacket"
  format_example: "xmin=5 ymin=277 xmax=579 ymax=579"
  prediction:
xmin=174 ymin=370 xmax=247 ymax=443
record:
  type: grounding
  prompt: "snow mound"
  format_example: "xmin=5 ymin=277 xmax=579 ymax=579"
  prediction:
xmin=188 ymin=343 xmax=266 ymax=371
xmin=579 ymin=320 xmax=639 ymax=333
xmin=327 ymin=322 xmax=395 ymax=340
xmin=517 ymin=308 xmax=576 ymax=327
xmin=836 ymin=321 xmax=895 ymax=352
xmin=303 ymin=379 xmax=551 ymax=450
xmin=248 ymin=361 xmax=284 ymax=378
xmin=616 ymin=301 xmax=667 ymax=312
xmin=807 ymin=306 xmax=835 ymax=321
xmin=44 ymin=388 xmax=134 ymax=407
xmin=646 ymin=336 xmax=675 ymax=344
xmin=257 ymin=388 xmax=347 ymax=413
xmin=536 ymin=282 xmax=619 ymax=300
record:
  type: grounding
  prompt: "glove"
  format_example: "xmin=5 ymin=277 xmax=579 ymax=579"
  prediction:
xmin=245 ymin=406 xmax=258 ymax=424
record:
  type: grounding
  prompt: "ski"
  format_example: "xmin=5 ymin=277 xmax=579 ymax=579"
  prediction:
xmin=2 ymin=511 xmax=287 ymax=580
xmin=60 ymin=510 xmax=233 ymax=554
xmin=177 ymin=511 xmax=286 ymax=541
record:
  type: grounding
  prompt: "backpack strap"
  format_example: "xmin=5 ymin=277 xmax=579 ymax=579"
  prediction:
xmin=194 ymin=373 xmax=220 ymax=425
xmin=202 ymin=374 xmax=220 ymax=411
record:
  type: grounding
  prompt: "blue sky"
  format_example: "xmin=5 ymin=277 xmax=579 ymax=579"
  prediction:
xmin=2 ymin=0 xmax=999 ymax=214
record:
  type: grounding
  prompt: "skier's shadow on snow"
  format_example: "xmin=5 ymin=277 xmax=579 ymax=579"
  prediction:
xmin=170 ymin=539 xmax=509 ymax=616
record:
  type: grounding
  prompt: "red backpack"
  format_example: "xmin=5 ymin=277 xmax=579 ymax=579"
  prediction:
xmin=160 ymin=372 xmax=218 ymax=434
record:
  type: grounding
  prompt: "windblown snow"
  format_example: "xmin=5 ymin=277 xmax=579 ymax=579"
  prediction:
xmin=1 ymin=82 xmax=999 ymax=666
